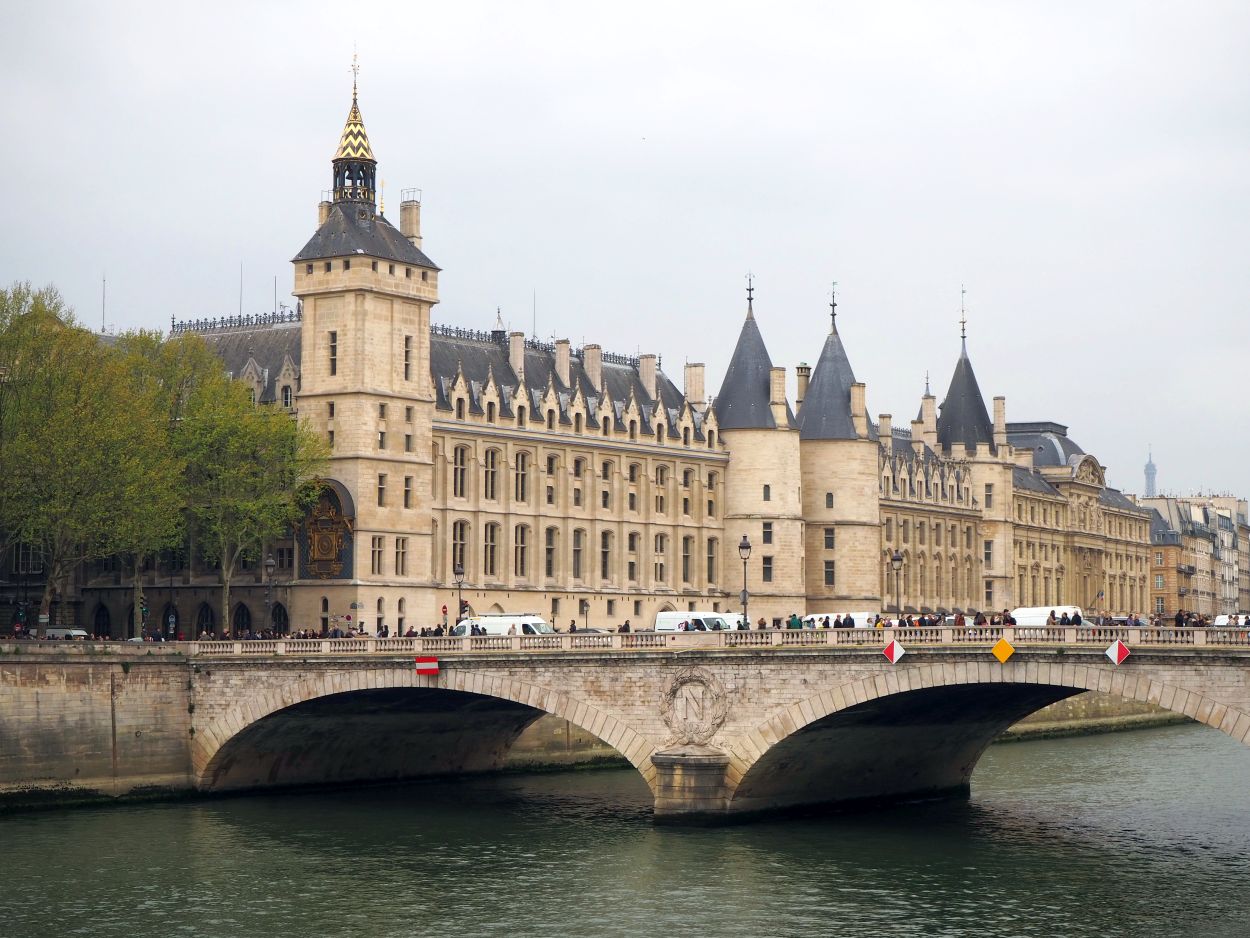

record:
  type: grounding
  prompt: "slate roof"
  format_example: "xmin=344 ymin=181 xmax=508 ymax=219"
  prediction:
xmin=1005 ymin=421 xmax=1086 ymax=467
xmin=936 ymin=339 xmax=995 ymax=453
xmin=428 ymin=327 xmax=698 ymax=440
xmin=1099 ymin=486 xmax=1149 ymax=514
xmin=293 ymin=202 xmax=438 ymax=268
xmin=712 ymin=311 xmax=796 ymax=430
xmin=1012 ymin=465 xmax=1063 ymax=497
xmin=798 ymin=326 xmax=875 ymax=441
xmin=195 ymin=321 xmax=302 ymax=404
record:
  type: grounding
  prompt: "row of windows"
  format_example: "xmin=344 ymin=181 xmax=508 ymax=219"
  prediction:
xmin=308 ymin=260 xmax=428 ymax=280
xmin=445 ymin=521 xmax=721 ymax=585
xmin=882 ymin=469 xmax=971 ymax=504
xmin=319 ymin=595 xmax=409 ymax=633
xmin=326 ymin=330 xmax=418 ymax=380
xmin=884 ymin=517 xmax=975 ymax=549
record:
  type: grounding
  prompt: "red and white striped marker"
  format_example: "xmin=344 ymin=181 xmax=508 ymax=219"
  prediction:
xmin=883 ymin=640 xmax=906 ymax=664
xmin=414 ymin=656 xmax=440 ymax=675
xmin=1105 ymin=640 xmax=1131 ymax=666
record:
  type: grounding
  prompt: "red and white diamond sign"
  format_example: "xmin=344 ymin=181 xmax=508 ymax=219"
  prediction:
xmin=415 ymin=656 xmax=440 ymax=675
xmin=1105 ymin=640 xmax=1130 ymax=666
xmin=883 ymin=640 xmax=906 ymax=664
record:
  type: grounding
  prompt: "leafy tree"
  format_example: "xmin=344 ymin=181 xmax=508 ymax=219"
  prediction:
xmin=177 ymin=378 xmax=327 ymax=636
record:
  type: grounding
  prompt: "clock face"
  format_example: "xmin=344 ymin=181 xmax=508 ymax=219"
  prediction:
xmin=315 ymin=533 xmax=335 ymax=560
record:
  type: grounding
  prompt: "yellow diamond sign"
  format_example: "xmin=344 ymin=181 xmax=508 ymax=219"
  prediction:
xmin=991 ymin=638 xmax=1015 ymax=664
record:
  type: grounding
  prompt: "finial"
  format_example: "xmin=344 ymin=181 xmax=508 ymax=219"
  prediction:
xmin=830 ymin=281 xmax=838 ymax=333
xmin=746 ymin=272 xmax=754 ymax=317
xmin=959 ymin=284 xmax=967 ymax=341
xmin=379 ymin=177 xmax=385 ymax=214
xmin=495 ymin=306 xmax=505 ymax=330
xmin=925 ymin=370 xmax=931 ymax=396
xmin=351 ymin=47 xmax=359 ymax=99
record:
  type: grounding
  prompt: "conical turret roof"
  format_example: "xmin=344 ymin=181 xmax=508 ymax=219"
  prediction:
xmin=334 ymin=90 xmax=375 ymax=162
xmin=936 ymin=339 xmax=994 ymax=452
xmin=798 ymin=319 xmax=873 ymax=440
xmin=713 ymin=299 xmax=794 ymax=430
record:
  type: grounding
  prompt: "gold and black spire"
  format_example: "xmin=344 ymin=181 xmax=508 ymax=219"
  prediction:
xmin=332 ymin=55 xmax=377 ymax=205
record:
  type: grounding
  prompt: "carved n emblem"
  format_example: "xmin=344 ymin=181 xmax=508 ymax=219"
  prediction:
xmin=661 ymin=667 xmax=728 ymax=745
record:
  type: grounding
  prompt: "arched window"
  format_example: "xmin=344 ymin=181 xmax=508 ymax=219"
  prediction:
xmin=682 ymin=427 xmax=690 ymax=446
xmin=600 ymin=531 xmax=612 ymax=581
xmin=518 ymin=406 xmax=527 ymax=428
xmin=572 ymin=529 xmax=585 ymax=579
xmin=574 ymin=413 xmax=583 ymax=433
xmin=629 ymin=420 xmax=637 ymax=440
xmin=483 ymin=449 xmax=499 ymax=501
xmin=707 ymin=430 xmax=716 ymax=447
xmin=452 ymin=446 xmax=469 ymax=498
xmin=452 ymin=519 xmax=469 ymax=572
xmin=456 ymin=398 xmax=466 ymax=420
xmin=281 ymin=385 xmax=292 ymax=408
xmin=514 ymin=452 xmax=530 ymax=502
xmin=484 ymin=523 xmax=499 ymax=577
xmin=546 ymin=409 xmax=556 ymax=430
xmin=319 ymin=597 xmax=328 ymax=634
xmin=514 ymin=525 xmax=529 ymax=577
xmin=486 ymin=401 xmax=496 ymax=423
xmin=397 ymin=597 xmax=406 ymax=634
xmin=629 ymin=463 xmax=640 ymax=483
xmin=545 ymin=527 xmax=559 ymax=578
xmin=376 ymin=597 xmax=385 ymax=632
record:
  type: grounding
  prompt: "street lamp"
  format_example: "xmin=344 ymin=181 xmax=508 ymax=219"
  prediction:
xmin=739 ymin=535 xmax=752 ymax=629
xmin=264 ymin=553 xmax=276 ymax=636
xmin=453 ymin=561 xmax=465 ymax=635
xmin=890 ymin=549 xmax=904 ymax=616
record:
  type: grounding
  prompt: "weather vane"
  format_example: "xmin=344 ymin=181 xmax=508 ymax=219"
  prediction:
xmin=830 ymin=281 xmax=838 ymax=331
xmin=959 ymin=284 xmax=967 ymax=339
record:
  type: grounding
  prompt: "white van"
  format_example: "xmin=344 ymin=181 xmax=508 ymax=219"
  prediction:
xmin=802 ymin=612 xmax=878 ymax=629
xmin=451 ymin=614 xmax=554 ymax=637
xmin=1009 ymin=606 xmax=1084 ymax=627
xmin=44 ymin=628 xmax=90 ymax=640
xmin=654 ymin=611 xmax=735 ymax=632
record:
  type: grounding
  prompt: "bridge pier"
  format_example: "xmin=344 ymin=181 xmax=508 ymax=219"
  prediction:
xmin=650 ymin=745 xmax=731 ymax=823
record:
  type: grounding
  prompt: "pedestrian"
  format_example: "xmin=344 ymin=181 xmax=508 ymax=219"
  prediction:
xmin=569 ymin=619 xmax=577 ymax=633
xmin=787 ymin=613 xmax=802 ymax=630
xmin=618 ymin=619 xmax=631 ymax=633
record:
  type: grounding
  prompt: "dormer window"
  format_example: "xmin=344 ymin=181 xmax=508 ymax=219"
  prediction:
xmin=281 ymin=386 xmax=292 ymax=408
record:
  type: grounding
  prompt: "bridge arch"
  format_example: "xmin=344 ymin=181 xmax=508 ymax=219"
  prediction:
xmin=725 ymin=660 xmax=1250 ymax=816
xmin=192 ymin=665 xmax=658 ymax=795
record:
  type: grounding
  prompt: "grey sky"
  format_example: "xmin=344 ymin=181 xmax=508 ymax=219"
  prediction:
xmin=5 ymin=1 xmax=1248 ymax=498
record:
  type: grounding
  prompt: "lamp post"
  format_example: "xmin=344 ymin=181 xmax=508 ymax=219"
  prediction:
xmin=453 ymin=561 xmax=465 ymax=635
xmin=167 ymin=550 xmax=176 ymax=640
xmin=890 ymin=549 xmax=904 ymax=617
xmin=264 ymin=553 xmax=276 ymax=636
xmin=739 ymin=535 xmax=752 ymax=629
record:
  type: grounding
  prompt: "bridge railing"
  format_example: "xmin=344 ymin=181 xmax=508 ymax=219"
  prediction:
xmin=5 ymin=627 xmax=1250 ymax=657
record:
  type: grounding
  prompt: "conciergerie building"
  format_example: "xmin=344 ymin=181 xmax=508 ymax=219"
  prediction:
xmin=77 ymin=79 xmax=1152 ymax=635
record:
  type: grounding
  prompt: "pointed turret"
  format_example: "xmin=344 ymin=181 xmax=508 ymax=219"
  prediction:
xmin=333 ymin=64 xmax=377 ymax=205
xmin=797 ymin=286 xmax=875 ymax=440
xmin=936 ymin=331 xmax=994 ymax=453
xmin=713 ymin=280 xmax=793 ymax=429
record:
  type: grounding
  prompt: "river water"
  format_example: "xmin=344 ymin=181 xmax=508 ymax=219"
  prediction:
xmin=3 ymin=724 xmax=1248 ymax=938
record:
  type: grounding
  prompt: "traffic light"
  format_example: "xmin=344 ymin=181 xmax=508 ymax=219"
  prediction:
xmin=140 ymin=601 xmax=149 ymax=621
xmin=15 ymin=604 xmax=26 ymax=623
xmin=459 ymin=599 xmax=469 ymax=617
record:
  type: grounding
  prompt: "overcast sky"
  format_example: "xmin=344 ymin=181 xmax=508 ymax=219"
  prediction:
xmin=5 ymin=1 xmax=1248 ymax=499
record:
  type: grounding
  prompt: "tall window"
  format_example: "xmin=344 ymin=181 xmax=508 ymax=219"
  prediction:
xmin=281 ymin=386 xmax=292 ymax=407
xmin=600 ymin=531 xmax=612 ymax=580
xmin=515 ymin=452 xmax=530 ymax=502
xmin=403 ymin=335 xmax=413 ymax=380
xmin=825 ymin=492 xmax=833 ymax=508
xmin=762 ymin=556 xmax=773 ymax=582
xmin=706 ymin=538 xmax=718 ymax=583
xmin=514 ymin=525 xmax=529 ymax=577
xmin=824 ymin=527 xmax=835 ymax=549
xmin=654 ymin=534 xmax=667 ymax=583
xmin=572 ymin=529 xmax=585 ymax=579
xmin=453 ymin=446 xmax=469 ymax=498
xmin=824 ymin=560 xmax=835 ymax=587
xmin=377 ymin=430 xmax=386 ymax=450
xmin=377 ymin=474 xmax=387 ymax=507
xmin=483 ymin=524 xmax=498 ymax=577
xmin=763 ymin=484 xmax=771 ymax=502
xmin=984 ymin=540 xmax=994 ymax=567
xmin=984 ymin=484 xmax=994 ymax=509
xmin=762 ymin=522 xmax=773 ymax=545
xmin=403 ymin=476 xmax=413 ymax=508
xmin=371 ymin=536 xmax=384 ymax=575
xmin=452 ymin=520 xmax=468 ymax=572
xmin=483 ymin=449 xmax=499 ymax=501
xmin=545 ymin=527 xmax=558 ymax=578
xmin=681 ymin=536 xmax=693 ymax=583
xmin=328 ymin=330 xmax=337 ymax=376
xmin=395 ymin=537 xmax=408 ymax=576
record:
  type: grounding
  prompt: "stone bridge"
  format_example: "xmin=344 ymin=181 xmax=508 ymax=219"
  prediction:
xmin=3 ymin=627 xmax=1250 ymax=820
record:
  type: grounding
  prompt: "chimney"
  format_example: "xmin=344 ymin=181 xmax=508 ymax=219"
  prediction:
xmin=993 ymin=396 xmax=1008 ymax=450
xmin=684 ymin=362 xmax=706 ymax=408
xmin=400 ymin=197 xmax=422 ymax=248
xmin=583 ymin=344 xmax=602 ymax=393
xmin=318 ymin=200 xmax=331 ymax=226
xmin=639 ymin=354 xmax=657 ymax=400
xmin=921 ymin=394 xmax=938 ymax=448
xmin=795 ymin=363 xmax=811 ymax=410
xmin=770 ymin=366 xmax=788 ymax=426
xmin=911 ymin=419 xmax=925 ymax=456
xmin=850 ymin=382 xmax=868 ymax=439
xmin=509 ymin=331 xmax=526 ymax=382
xmin=878 ymin=413 xmax=892 ymax=447
xmin=555 ymin=339 xmax=571 ymax=387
